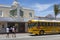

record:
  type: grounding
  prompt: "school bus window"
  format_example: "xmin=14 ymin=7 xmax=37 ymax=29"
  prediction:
xmin=41 ymin=22 xmax=44 ymax=26
xmin=54 ymin=23 xmax=58 ymax=26
xmin=28 ymin=23 xmax=32 ymax=28
xmin=52 ymin=23 xmax=53 ymax=26
xmin=28 ymin=23 xmax=35 ymax=28
xmin=38 ymin=22 xmax=40 ymax=26
xmin=53 ymin=22 xmax=56 ymax=26
xmin=44 ymin=22 xmax=46 ymax=26
xmin=44 ymin=22 xmax=47 ymax=26
xmin=49 ymin=22 xmax=51 ymax=26
xmin=57 ymin=23 xmax=59 ymax=26
xmin=53 ymin=22 xmax=55 ymax=26
xmin=48 ymin=22 xmax=50 ymax=26
xmin=50 ymin=22 xmax=53 ymax=26
xmin=53 ymin=22 xmax=54 ymax=26
xmin=57 ymin=23 xmax=58 ymax=26
xmin=40 ymin=22 xmax=42 ymax=26
xmin=43 ymin=22 xmax=45 ymax=26
xmin=42 ymin=22 xmax=44 ymax=26
xmin=40 ymin=22 xmax=41 ymax=26
xmin=50 ymin=22 xmax=51 ymax=26
xmin=55 ymin=23 xmax=58 ymax=26
xmin=58 ymin=23 xmax=59 ymax=26
xmin=47 ymin=23 xmax=48 ymax=26
xmin=34 ymin=22 xmax=37 ymax=26
xmin=59 ymin=23 xmax=60 ymax=26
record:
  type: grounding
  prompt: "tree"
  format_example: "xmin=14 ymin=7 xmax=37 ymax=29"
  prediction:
xmin=54 ymin=4 xmax=59 ymax=19
xmin=10 ymin=9 xmax=17 ymax=16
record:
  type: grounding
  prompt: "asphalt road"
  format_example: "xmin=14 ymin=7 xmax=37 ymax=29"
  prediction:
xmin=19 ymin=34 xmax=60 ymax=40
xmin=0 ymin=34 xmax=60 ymax=40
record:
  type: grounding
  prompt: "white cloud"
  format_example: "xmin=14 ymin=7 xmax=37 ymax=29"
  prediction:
xmin=31 ymin=3 xmax=53 ymax=12
xmin=27 ymin=3 xmax=56 ymax=17
xmin=28 ymin=3 xmax=55 ymax=17
xmin=38 ymin=10 xmax=54 ymax=17
xmin=42 ymin=10 xmax=54 ymax=13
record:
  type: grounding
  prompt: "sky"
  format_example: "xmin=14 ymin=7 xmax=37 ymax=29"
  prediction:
xmin=0 ymin=0 xmax=60 ymax=17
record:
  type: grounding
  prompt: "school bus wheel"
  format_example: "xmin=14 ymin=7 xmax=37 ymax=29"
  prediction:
xmin=39 ymin=30 xmax=44 ymax=35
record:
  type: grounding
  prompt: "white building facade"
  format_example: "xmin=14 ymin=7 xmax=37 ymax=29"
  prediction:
xmin=0 ymin=0 xmax=34 ymax=33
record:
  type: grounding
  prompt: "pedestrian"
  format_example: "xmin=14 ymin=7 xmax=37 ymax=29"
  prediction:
xmin=10 ymin=27 xmax=12 ymax=33
xmin=12 ymin=26 xmax=16 ymax=37
xmin=6 ymin=27 xmax=9 ymax=38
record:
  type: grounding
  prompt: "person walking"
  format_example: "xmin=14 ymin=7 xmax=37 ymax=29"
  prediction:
xmin=12 ymin=26 xmax=16 ymax=37
xmin=6 ymin=27 xmax=9 ymax=38
xmin=10 ymin=27 xmax=12 ymax=33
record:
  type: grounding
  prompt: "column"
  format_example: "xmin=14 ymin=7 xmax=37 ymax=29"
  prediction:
xmin=4 ymin=22 xmax=8 ymax=33
xmin=5 ymin=22 xmax=8 ymax=28
xmin=17 ymin=5 xmax=20 ymax=18
xmin=25 ymin=22 xmax=28 ymax=32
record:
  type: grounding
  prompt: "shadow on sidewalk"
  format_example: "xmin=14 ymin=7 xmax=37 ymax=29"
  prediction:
xmin=30 ymin=33 xmax=60 ymax=36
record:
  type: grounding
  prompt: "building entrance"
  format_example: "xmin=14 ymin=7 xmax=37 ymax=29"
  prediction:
xmin=7 ymin=22 xmax=25 ymax=33
xmin=18 ymin=22 xmax=25 ymax=33
xmin=7 ymin=22 xmax=15 ymax=33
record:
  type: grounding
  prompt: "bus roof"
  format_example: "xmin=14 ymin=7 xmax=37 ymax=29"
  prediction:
xmin=29 ymin=20 xmax=60 ymax=22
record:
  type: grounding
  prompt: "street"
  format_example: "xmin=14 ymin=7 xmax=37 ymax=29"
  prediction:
xmin=0 ymin=33 xmax=60 ymax=40
xmin=19 ymin=34 xmax=60 ymax=40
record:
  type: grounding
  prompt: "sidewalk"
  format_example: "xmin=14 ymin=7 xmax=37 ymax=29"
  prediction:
xmin=0 ymin=33 xmax=30 ymax=38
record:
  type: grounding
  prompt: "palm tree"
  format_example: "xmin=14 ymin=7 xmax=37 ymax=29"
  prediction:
xmin=54 ymin=4 xmax=59 ymax=19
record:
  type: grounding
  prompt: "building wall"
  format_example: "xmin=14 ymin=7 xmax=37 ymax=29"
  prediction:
xmin=0 ymin=7 xmax=34 ymax=20
xmin=0 ymin=4 xmax=35 ymax=33
xmin=21 ymin=8 xmax=34 ymax=22
xmin=0 ymin=7 xmax=10 ymax=17
xmin=23 ymin=9 xmax=34 ymax=19
xmin=0 ymin=22 xmax=7 ymax=33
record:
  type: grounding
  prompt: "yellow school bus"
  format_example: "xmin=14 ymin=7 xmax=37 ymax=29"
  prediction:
xmin=28 ymin=20 xmax=60 ymax=35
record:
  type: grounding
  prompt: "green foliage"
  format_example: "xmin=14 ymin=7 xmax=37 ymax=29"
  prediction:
xmin=10 ymin=9 xmax=17 ymax=16
xmin=54 ymin=4 xmax=58 ymax=16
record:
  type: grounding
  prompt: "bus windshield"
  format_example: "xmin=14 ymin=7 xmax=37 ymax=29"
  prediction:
xmin=28 ymin=22 xmax=37 ymax=28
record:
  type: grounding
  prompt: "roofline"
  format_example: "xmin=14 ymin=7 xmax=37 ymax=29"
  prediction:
xmin=22 ymin=7 xmax=34 ymax=11
xmin=0 ymin=4 xmax=11 ymax=8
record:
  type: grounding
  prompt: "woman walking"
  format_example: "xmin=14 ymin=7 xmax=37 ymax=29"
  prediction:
xmin=12 ymin=26 xmax=16 ymax=37
xmin=6 ymin=27 xmax=9 ymax=38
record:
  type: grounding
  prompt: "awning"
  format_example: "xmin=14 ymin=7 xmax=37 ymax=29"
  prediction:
xmin=0 ymin=17 xmax=24 ymax=22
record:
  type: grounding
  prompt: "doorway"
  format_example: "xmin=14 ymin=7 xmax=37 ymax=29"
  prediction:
xmin=7 ymin=22 xmax=25 ymax=33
